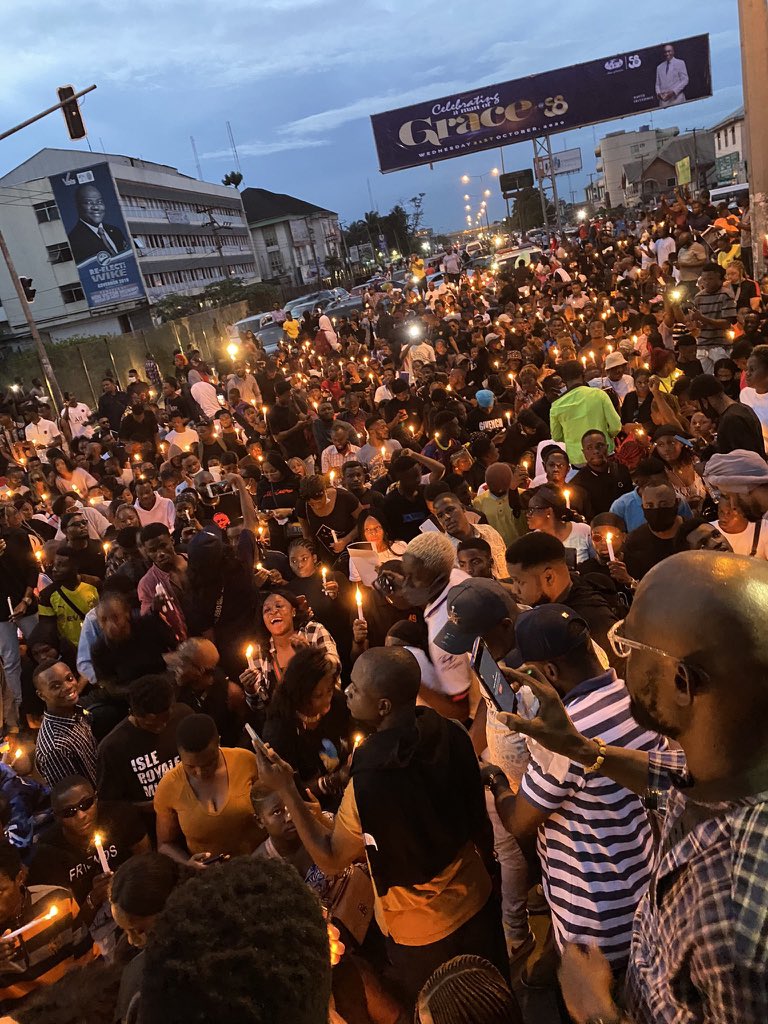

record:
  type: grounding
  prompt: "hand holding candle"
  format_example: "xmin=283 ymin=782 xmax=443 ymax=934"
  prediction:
xmin=355 ymin=586 xmax=364 ymax=623
xmin=3 ymin=904 xmax=58 ymax=941
xmin=93 ymin=832 xmax=110 ymax=874
xmin=245 ymin=643 xmax=258 ymax=670
xmin=605 ymin=531 xmax=616 ymax=563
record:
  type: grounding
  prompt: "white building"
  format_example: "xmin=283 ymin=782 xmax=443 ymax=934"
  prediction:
xmin=589 ymin=126 xmax=680 ymax=208
xmin=0 ymin=148 xmax=258 ymax=344
xmin=711 ymin=107 xmax=747 ymax=186
xmin=241 ymin=188 xmax=341 ymax=287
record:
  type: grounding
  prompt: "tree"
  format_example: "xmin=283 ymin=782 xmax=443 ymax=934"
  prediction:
xmin=222 ymin=171 xmax=243 ymax=189
xmin=511 ymin=187 xmax=553 ymax=233
xmin=201 ymin=277 xmax=246 ymax=306
xmin=407 ymin=193 xmax=426 ymax=236
xmin=154 ymin=293 xmax=202 ymax=323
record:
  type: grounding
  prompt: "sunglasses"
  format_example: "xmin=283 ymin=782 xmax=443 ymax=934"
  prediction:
xmin=59 ymin=795 xmax=96 ymax=819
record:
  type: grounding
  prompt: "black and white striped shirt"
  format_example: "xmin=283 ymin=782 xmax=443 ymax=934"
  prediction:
xmin=35 ymin=709 xmax=98 ymax=788
xmin=521 ymin=669 xmax=665 ymax=965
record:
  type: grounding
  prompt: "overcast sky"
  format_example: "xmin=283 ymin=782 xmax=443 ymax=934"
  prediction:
xmin=0 ymin=0 xmax=742 ymax=232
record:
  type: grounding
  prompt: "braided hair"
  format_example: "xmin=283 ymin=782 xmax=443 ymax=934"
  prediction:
xmin=416 ymin=956 xmax=523 ymax=1024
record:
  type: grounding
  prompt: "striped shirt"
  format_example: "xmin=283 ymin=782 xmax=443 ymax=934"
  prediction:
xmin=520 ymin=669 xmax=665 ymax=964
xmin=35 ymin=709 xmax=98 ymax=788
xmin=694 ymin=288 xmax=737 ymax=348
xmin=625 ymin=749 xmax=768 ymax=1023
xmin=0 ymin=884 xmax=94 ymax=1010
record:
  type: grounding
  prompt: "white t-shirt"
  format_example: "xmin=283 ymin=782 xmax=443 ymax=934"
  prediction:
xmin=654 ymin=236 xmax=676 ymax=266
xmin=165 ymin=426 xmax=200 ymax=452
xmin=589 ymin=374 xmax=636 ymax=402
xmin=715 ymin=519 xmax=768 ymax=559
xmin=61 ymin=402 xmax=93 ymax=437
xmin=134 ymin=494 xmax=176 ymax=529
xmin=561 ymin=522 xmax=594 ymax=564
xmin=373 ymin=385 xmax=393 ymax=405
xmin=423 ymin=567 xmax=473 ymax=697
xmin=25 ymin=418 xmax=59 ymax=449
xmin=739 ymin=389 xmax=768 ymax=445
xmin=190 ymin=380 xmax=221 ymax=418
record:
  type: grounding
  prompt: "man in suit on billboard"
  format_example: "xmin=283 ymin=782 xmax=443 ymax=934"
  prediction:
xmin=67 ymin=184 xmax=129 ymax=265
xmin=655 ymin=43 xmax=688 ymax=108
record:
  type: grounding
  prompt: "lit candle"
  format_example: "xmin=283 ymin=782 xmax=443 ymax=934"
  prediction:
xmin=581 ymin=356 xmax=587 ymax=370
xmin=3 ymin=904 xmax=58 ymax=940
xmin=102 ymin=541 xmax=111 ymax=556
xmin=522 ymin=459 xmax=530 ymax=473
xmin=245 ymin=643 xmax=258 ymax=670
xmin=563 ymin=489 xmax=571 ymax=509
xmin=93 ymin=832 xmax=110 ymax=874
xmin=505 ymin=411 xmax=512 ymax=425
xmin=606 ymin=531 xmax=616 ymax=562
xmin=589 ymin=350 xmax=596 ymax=364
xmin=380 ymin=445 xmax=387 ymax=460
xmin=353 ymin=733 xmax=364 ymax=750
xmin=133 ymin=453 xmax=141 ymax=462
xmin=355 ymin=586 xmax=364 ymax=622
xmin=255 ymin=562 xmax=264 ymax=570
xmin=329 ymin=469 xmax=336 ymax=486
xmin=34 ymin=549 xmax=43 ymax=563
xmin=261 ymin=405 xmax=268 ymax=417
xmin=321 ymin=566 xmax=328 ymax=592
xmin=408 ymin=425 xmax=415 ymax=437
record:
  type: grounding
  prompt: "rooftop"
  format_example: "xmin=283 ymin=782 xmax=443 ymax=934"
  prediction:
xmin=710 ymin=106 xmax=745 ymax=132
xmin=240 ymin=187 xmax=336 ymax=225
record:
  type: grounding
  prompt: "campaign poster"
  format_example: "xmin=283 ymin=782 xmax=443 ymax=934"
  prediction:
xmin=49 ymin=162 xmax=146 ymax=308
xmin=371 ymin=35 xmax=711 ymax=173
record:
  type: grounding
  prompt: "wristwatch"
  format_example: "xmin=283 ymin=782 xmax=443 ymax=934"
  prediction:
xmin=485 ymin=770 xmax=507 ymax=795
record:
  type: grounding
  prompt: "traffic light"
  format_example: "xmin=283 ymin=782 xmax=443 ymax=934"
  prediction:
xmin=57 ymin=86 xmax=87 ymax=141
xmin=19 ymin=277 xmax=36 ymax=303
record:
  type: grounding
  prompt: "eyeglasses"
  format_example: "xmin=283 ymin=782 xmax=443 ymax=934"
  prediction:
xmin=607 ymin=619 xmax=705 ymax=678
xmin=59 ymin=795 xmax=96 ymax=819
xmin=524 ymin=507 xmax=548 ymax=517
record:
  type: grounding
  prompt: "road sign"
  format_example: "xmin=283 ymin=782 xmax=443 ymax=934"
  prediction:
xmin=499 ymin=169 xmax=534 ymax=195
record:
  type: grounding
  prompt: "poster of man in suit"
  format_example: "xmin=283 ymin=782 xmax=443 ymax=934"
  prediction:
xmin=655 ymin=42 xmax=689 ymax=107
xmin=49 ymin=163 xmax=145 ymax=309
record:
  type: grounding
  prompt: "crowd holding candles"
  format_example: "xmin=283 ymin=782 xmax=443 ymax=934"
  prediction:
xmin=0 ymin=185 xmax=767 ymax=1023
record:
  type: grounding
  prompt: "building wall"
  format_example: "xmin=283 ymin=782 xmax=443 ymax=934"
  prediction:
xmin=595 ymin=127 xmax=679 ymax=208
xmin=714 ymin=117 xmax=746 ymax=184
xmin=248 ymin=212 xmax=341 ymax=287
xmin=0 ymin=150 xmax=260 ymax=345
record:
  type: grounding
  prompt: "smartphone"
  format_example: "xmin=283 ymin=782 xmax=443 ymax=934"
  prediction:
xmin=202 ymin=853 xmax=231 ymax=865
xmin=470 ymin=638 xmax=518 ymax=714
xmin=204 ymin=481 xmax=233 ymax=498
xmin=245 ymin=723 xmax=270 ymax=757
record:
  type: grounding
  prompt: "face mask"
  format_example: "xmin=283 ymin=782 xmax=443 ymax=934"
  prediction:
xmin=644 ymin=505 xmax=678 ymax=532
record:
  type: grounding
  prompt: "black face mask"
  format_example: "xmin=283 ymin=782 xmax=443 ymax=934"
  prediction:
xmin=644 ymin=505 xmax=679 ymax=532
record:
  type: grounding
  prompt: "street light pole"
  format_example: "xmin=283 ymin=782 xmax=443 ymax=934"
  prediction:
xmin=738 ymin=0 xmax=768 ymax=276
xmin=0 ymin=225 xmax=63 ymax=408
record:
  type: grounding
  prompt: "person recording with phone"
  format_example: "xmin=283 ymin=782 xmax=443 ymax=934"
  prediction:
xmin=479 ymin=604 xmax=666 ymax=986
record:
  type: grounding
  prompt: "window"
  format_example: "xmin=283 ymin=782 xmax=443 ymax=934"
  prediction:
xmin=60 ymin=284 xmax=85 ymax=304
xmin=46 ymin=242 xmax=73 ymax=264
xmin=666 ymin=177 xmax=676 ymax=186
xmin=34 ymin=200 xmax=60 ymax=224
xmin=731 ymin=126 xmax=736 ymax=145
xmin=264 ymin=229 xmax=278 ymax=248
xmin=269 ymin=251 xmax=284 ymax=275
xmin=716 ymin=132 xmax=721 ymax=151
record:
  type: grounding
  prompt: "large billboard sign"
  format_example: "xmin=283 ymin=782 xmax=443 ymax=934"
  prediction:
xmin=371 ymin=35 xmax=711 ymax=173
xmin=534 ymin=147 xmax=583 ymax=179
xmin=49 ymin=162 xmax=146 ymax=308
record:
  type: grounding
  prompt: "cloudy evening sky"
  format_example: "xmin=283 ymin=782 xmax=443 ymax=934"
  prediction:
xmin=0 ymin=0 xmax=742 ymax=232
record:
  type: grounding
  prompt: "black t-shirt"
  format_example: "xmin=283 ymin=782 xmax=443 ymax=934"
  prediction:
xmin=118 ymin=411 xmax=158 ymax=443
xmin=296 ymin=489 xmax=360 ymax=562
xmin=267 ymin=404 xmax=306 ymax=459
xmin=263 ymin=691 xmax=351 ymax=792
xmin=570 ymin=460 xmax=633 ymax=516
xmin=383 ymin=486 xmax=430 ymax=541
xmin=624 ymin=524 xmax=679 ymax=580
xmin=257 ymin=373 xmax=278 ymax=406
xmin=91 ymin=615 xmax=176 ymax=697
xmin=96 ymin=702 xmax=193 ymax=803
xmin=716 ymin=403 xmax=766 ymax=457
xmin=69 ymin=539 xmax=106 ymax=580
xmin=466 ymin=405 xmax=510 ymax=434
xmin=349 ymin=487 xmax=386 ymax=515
xmin=28 ymin=801 xmax=147 ymax=904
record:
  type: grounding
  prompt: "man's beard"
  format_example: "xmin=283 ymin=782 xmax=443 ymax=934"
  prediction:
xmin=629 ymin=672 xmax=681 ymax=740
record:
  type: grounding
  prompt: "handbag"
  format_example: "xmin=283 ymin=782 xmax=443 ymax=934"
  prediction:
xmin=326 ymin=863 xmax=375 ymax=945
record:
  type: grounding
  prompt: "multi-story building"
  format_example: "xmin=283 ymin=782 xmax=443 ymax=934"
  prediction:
xmin=711 ymin=107 xmax=747 ymax=186
xmin=0 ymin=148 xmax=258 ymax=344
xmin=241 ymin=188 xmax=341 ymax=287
xmin=621 ymin=132 xmax=715 ymax=207
xmin=589 ymin=126 xmax=680 ymax=209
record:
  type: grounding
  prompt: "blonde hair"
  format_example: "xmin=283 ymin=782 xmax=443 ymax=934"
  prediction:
xmin=405 ymin=532 xmax=456 ymax=578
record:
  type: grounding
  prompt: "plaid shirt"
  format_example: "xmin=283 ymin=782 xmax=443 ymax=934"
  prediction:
xmin=245 ymin=621 xmax=340 ymax=710
xmin=624 ymin=748 xmax=768 ymax=1023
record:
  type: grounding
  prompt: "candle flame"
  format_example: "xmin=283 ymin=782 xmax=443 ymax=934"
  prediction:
xmin=355 ymin=587 xmax=362 ymax=604
xmin=353 ymin=733 xmax=364 ymax=749
xmin=245 ymin=644 xmax=254 ymax=660
xmin=45 ymin=905 xmax=58 ymax=921
xmin=93 ymin=832 xmax=104 ymax=847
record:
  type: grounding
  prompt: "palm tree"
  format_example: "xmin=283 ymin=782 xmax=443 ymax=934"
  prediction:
xmin=222 ymin=171 xmax=243 ymax=189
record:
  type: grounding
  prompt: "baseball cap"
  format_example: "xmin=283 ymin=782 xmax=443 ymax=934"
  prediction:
xmin=604 ymin=351 xmax=627 ymax=370
xmin=514 ymin=605 xmax=590 ymax=661
xmin=433 ymin=579 xmax=518 ymax=655
xmin=475 ymin=389 xmax=495 ymax=409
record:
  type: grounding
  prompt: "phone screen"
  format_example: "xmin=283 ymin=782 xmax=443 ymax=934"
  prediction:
xmin=471 ymin=638 xmax=518 ymax=714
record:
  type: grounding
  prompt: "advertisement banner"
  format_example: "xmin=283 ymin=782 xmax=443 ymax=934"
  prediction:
xmin=534 ymin=147 xmax=583 ymax=179
xmin=49 ymin=162 xmax=145 ymax=308
xmin=371 ymin=34 xmax=711 ymax=173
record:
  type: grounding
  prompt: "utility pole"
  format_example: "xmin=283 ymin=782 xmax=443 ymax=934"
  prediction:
xmin=499 ymin=147 xmax=511 ymax=224
xmin=0 ymin=225 xmax=63 ymax=408
xmin=738 ymin=0 xmax=768 ymax=276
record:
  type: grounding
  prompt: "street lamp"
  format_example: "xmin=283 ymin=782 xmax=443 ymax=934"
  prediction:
xmin=577 ymin=208 xmax=588 ymax=221
xmin=461 ymin=174 xmax=470 ymax=184
xmin=463 ymin=194 xmax=470 ymax=201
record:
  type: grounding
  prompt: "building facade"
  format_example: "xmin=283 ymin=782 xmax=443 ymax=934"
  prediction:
xmin=711 ymin=107 xmax=747 ymax=186
xmin=241 ymin=188 xmax=341 ymax=288
xmin=589 ymin=126 xmax=680 ymax=209
xmin=0 ymin=149 xmax=258 ymax=344
xmin=621 ymin=132 xmax=715 ymax=207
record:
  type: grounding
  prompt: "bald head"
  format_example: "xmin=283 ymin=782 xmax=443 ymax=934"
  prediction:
xmin=177 ymin=637 xmax=219 ymax=666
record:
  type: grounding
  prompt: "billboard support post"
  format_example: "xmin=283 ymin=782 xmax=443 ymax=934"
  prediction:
xmin=738 ymin=0 xmax=768 ymax=277
xmin=0 ymin=224 xmax=64 ymax=409
xmin=533 ymin=137 xmax=563 ymax=232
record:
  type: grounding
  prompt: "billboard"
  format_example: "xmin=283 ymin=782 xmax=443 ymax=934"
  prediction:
xmin=534 ymin=147 xmax=583 ymax=179
xmin=49 ymin=162 xmax=146 ymax=309
xmin=371 ymin=35 xmax=711 ymax=173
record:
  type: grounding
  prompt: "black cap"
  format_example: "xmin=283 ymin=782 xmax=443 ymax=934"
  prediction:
xmin=513 ymin=604 xmax=590 ymax=661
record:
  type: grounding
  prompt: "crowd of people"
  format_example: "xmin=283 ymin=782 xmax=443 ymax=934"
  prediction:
xmin=0 ymin=185 xmax=767 ymax=1023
